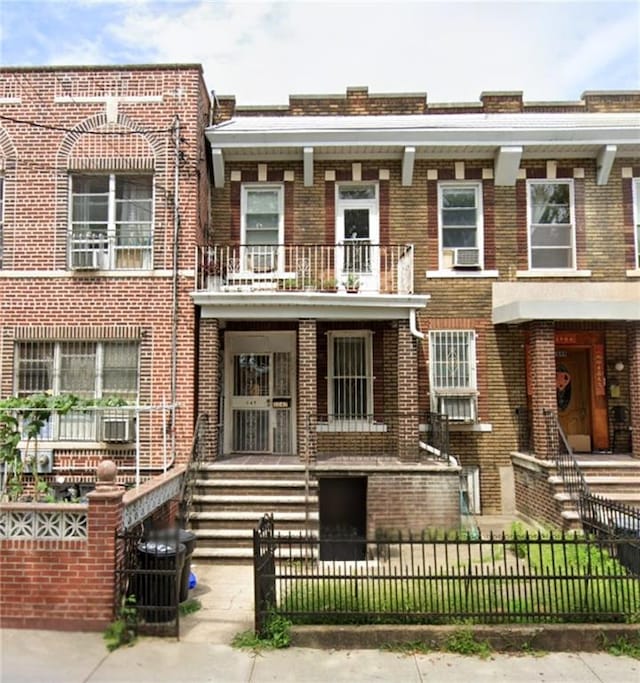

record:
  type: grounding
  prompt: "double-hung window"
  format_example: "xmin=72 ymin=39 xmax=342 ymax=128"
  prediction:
xmin=328 ymin=331 xmax=373 ymax=421
xmin=439 ymin=183 xmax=483 ymax=269
xmin=528 ymin=180 xmax=575 ymax=269
xmin=70 ymin=174 xmax=153 ymax=271
xmin=15 ymin=341 xmax=139 ymax=440
xmin=241 ymin=185 xmax=283 ymax=273
xmin=634 ymin=179 xmax=640 ymax=269
xmin=429 ymin=330 xmax=477 ymax=422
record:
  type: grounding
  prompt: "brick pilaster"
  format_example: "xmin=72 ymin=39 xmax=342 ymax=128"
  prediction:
xmin=297 ymin=319 xmax=317 ymax=464
xmin=628 ymin=322 xmax=640 ymax=459
xmin=397 ymin=320 xmax=419 ymax=462
xmin=197 ymin=318 xmax=219 ymax=459
xmin=529 ymin=321 xmax=557 ymax=458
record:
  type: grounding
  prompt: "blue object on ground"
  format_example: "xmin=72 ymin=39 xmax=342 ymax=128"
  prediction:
xmin=188 ymin=571 xmax=197 ymax=590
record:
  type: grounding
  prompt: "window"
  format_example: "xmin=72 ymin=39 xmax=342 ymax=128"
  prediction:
xmin=15 ymin=341 xmax=139 ymax=440
xmin=634 ymin=179 xmax=640 ymax=269
xmin=429 ymin=330 xmax=477 ymax=422
xmin=241 ymin=185 xmax=283 ymax=272
xmin=439 ymin=183 xmax=483 ymax=269
xmin=528 ymin=180 xmax=574 ymax=269
xmin=328 ymin=331 xmax=373 ymax=419
xmin=70 ymin=174 xmax=153 ymax=270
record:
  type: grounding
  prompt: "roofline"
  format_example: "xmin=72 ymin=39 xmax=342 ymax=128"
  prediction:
xmin=0 ymin=63 xmax=204 ymax=74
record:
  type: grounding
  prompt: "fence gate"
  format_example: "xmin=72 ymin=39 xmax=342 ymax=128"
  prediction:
xmin=115 ymin=525 xmax=182 ymax=638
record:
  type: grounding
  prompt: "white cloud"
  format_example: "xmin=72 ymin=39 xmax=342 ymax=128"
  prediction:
xmin=18 ymin=0 xmax=640 ymax=105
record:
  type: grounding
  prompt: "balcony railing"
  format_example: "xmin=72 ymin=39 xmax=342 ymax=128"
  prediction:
xmin=70 ymin=227 xmax=153 ymax=270
xmin=196 ymin=243 xmax=414 ymax=295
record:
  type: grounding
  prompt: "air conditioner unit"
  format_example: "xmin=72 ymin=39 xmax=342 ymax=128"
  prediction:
xmin=453 ymin=248 xmax=481 ymax=268
xmin=101 ymin=416 xmax=134 ymax=443
xmin=438 ymin=395 xmax=476 ymax=423
xmin=71 ymin=249 xmax=103 ymax=270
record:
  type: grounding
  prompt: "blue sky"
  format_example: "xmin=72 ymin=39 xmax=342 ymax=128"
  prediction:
xmin=0 ymin=0 xmax=638 ymax=105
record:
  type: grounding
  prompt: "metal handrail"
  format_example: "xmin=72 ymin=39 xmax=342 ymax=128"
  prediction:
xmin=179 ymin=413 xmax=209 ymax=528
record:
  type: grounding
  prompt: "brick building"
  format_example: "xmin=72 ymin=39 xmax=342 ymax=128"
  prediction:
xmin=192 ymin=86 xmax=640 ymax=551
xmin=0 ymin=65 xmax=210 ymax=487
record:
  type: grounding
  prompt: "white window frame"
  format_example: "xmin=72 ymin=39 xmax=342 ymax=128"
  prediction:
xmin=438 ymin=182 xmax=484 ymax=271
xmin=527 ymin=179 xmax=576 ymax=271
xmin=327 ymin=330 xmax=374 ymax=424
xmin=429 ymin=330 xmax=478 ymax=423
xmin=633 ymin=178 xmax=640 ymax=270
xmin=240 ymin=184 xmax=285 ymax=274
xmin=69 ymin=173 xmax=154 ymax=271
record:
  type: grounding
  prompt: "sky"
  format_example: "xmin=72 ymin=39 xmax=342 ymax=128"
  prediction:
xmin=0 ymin=0 xmax=638 ymax=106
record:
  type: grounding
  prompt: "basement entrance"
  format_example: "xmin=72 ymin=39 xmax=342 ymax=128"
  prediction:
xmin=318 ymin=477 xmax=367 ymax=561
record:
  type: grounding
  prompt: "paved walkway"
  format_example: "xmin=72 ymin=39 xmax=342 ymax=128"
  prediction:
xmin=2 ymin=530 xmax=639 ymax=682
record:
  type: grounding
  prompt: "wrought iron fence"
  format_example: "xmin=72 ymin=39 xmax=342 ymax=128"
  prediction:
xmin=253 ymin=516 xmax=640 ymax=632
xmin=179 ymin=413 xmax=208 ymax=528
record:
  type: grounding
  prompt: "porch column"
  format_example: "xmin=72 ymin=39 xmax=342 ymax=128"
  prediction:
xmin=397 ymin=319 xmax=419 ymax=462
xmin=198 ymin=318 xmax=219 ymax=460
xmin=298 ymin=319 xmax=317 ymax=465
xmin=628 ymin=322 xmax=640 ymax=459
xmin=529 ymin=321 xmax=556 ymax=459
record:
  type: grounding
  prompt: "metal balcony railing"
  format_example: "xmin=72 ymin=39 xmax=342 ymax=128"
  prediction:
xmin=195 ymin=243 xmax=415 ymax=295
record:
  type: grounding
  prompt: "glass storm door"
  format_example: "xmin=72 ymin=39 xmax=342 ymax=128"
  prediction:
xmin=225 ymin=333 xmax=295 ymax=455
xmin=336 ymin=184 xmax=379 ymax=292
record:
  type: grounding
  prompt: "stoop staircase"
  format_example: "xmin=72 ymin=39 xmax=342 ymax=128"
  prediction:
xmin=550 ymin=456 xmax=640 ymax=530
xmin=189 ymin=463 xmax=319 ymax=563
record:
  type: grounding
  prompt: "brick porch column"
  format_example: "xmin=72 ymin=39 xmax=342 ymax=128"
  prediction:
xmin=86 ymin=461 xmax=125 ymax=625
xmin=628 ymin=321 xmax=640 ymax=459
xmin=397 ymin=319 xmax=419 ymax=462
xmin=529 ymin=321 xmax=557 ymax=459
xmin=198 ymin=318 xmax=219 ymax=460
xmin=298 ymin=319 xmax=317 ymax=464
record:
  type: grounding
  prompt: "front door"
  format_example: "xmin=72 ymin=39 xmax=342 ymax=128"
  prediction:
xmin=224 ymin=332 xmax=296 ymax=455
xmin=336 ymin=183 xmax=379 ymax=292
xmin=556 ymin=348 xmax=592 ymax=451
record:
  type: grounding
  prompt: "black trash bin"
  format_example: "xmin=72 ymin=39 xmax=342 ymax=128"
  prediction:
xmin=135 ymin=540 xmax=186 ymax=623
xmin=147 ymin=528 xmax=197 ymax=602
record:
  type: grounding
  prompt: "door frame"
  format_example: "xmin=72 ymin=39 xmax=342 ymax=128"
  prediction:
xmin=223 ymin=331 xmax=297 ymax=455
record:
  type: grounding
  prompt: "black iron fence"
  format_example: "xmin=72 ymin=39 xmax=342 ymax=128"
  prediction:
xmin=253 ymin=515 xmax=640 ymax=633
xmin=179 ymin=413 xmax=208 ymax=527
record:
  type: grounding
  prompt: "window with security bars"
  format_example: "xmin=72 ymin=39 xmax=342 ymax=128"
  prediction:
xmin=70 ymin=174 xmax=153 ymax=270
xmin=429 ymin=330 xmax=477 ymax=422
xmin=328 ymin=331 xmax=372 ymax=419
xmin=15 ymin=341 xmax=139 ymax=440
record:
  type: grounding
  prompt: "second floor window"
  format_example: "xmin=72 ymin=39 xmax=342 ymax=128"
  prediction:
xmin=70 ymin=174 xmax=153 ymax=271
xmin=528 ymin=180 xmax=574 ymax=269
xmin=438 ymin=183 xmax=483 ymax=269
xmin=241 ymin=185 xmax=283 ymax=272
xmin=429 ymin=330 xmax=477 ymax=422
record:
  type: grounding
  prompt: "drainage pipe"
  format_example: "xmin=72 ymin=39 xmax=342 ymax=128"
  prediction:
xmin=409 ymin=308 xmax=425 ymax=340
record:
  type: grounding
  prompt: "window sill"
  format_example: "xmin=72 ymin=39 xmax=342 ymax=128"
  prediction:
xmin=426 ymin=269 xmax=499 ymax=279
xmin=420 ymin=421 xmax=492 ymax=433
xmin=626 ymin=269 xmax=640 ymax=278
xmin=516 ymin=270 xmax=592 ymax=278
xmin=316 ymin=421 xmax=387 ymax=433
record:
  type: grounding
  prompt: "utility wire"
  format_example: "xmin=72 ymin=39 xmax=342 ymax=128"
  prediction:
xmin=0 ymin=112 xmax=173 ymax=136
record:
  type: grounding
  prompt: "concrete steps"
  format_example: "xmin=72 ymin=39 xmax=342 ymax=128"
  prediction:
xmin=190 ymin=464 xmax=319 ymax=563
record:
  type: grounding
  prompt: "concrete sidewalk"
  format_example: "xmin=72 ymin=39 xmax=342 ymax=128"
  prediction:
xmin=1 ymin=559 xmax=639 ymax=682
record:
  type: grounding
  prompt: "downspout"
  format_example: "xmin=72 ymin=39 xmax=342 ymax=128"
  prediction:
xmin=171 ymin=115 xmax=180 ymax=458
xmin=409 ymin=308 xmax=425 ymax=340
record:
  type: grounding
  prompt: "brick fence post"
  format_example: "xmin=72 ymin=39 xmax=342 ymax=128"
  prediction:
xmin=529 ymin=321 xmax=557 ymax=459
xmin=86 ymin=460 xmax=125 ymax=624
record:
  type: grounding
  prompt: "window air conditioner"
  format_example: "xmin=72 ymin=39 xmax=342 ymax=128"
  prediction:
xmin=438 ymin=395 xmax=476 ymax=423
xmin=71 ymin=249 xmax=102 ymax=270
xmin=453 ymin=248 xmax=480 ymax=268
xmin=101 ymin=416 xmax=134 ymax=443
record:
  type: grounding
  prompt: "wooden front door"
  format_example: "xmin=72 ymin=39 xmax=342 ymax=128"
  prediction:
xmin=556 ymin=348 xmax=592 ymax=451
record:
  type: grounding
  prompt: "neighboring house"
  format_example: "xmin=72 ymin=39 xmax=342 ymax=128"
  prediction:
xmin=0 ymin=65 xmax=210 ymax=487
xmin=194 ymin=87 xmax=640 ymax=539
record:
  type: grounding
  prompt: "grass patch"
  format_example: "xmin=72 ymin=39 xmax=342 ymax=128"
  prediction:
xmin=607 ymin=636 xmax=640 ymax=660
xmin=445 ymin=628 xmax=492 ymax=658
xmin=179 ymin=598 xmax=202 ymax=617
xmin=232 ymin=613 xmax=292 ymax=651
xmin=103 ymin=596 xmax=137 ymax=652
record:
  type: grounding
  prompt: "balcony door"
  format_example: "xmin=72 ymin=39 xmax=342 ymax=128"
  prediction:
xmin=241 ymin=185 xmax=284 ymax=274
xmin=336 ymin=184 xmax=379 ymax=292
xmin=224 ymin=331 xmax=296 ymax=455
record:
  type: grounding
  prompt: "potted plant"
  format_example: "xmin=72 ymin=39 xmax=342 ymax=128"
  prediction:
xmin=344 ymin=273 xmax=360 ymax=293
xmin=204 ymin=258 xmax=225 ymax=291
xmin=321 ymin=276 xmax=338 ymax=292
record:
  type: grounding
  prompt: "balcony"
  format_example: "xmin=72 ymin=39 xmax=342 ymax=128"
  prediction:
xmin=195 ymin=243 xmax=415 ymax=295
